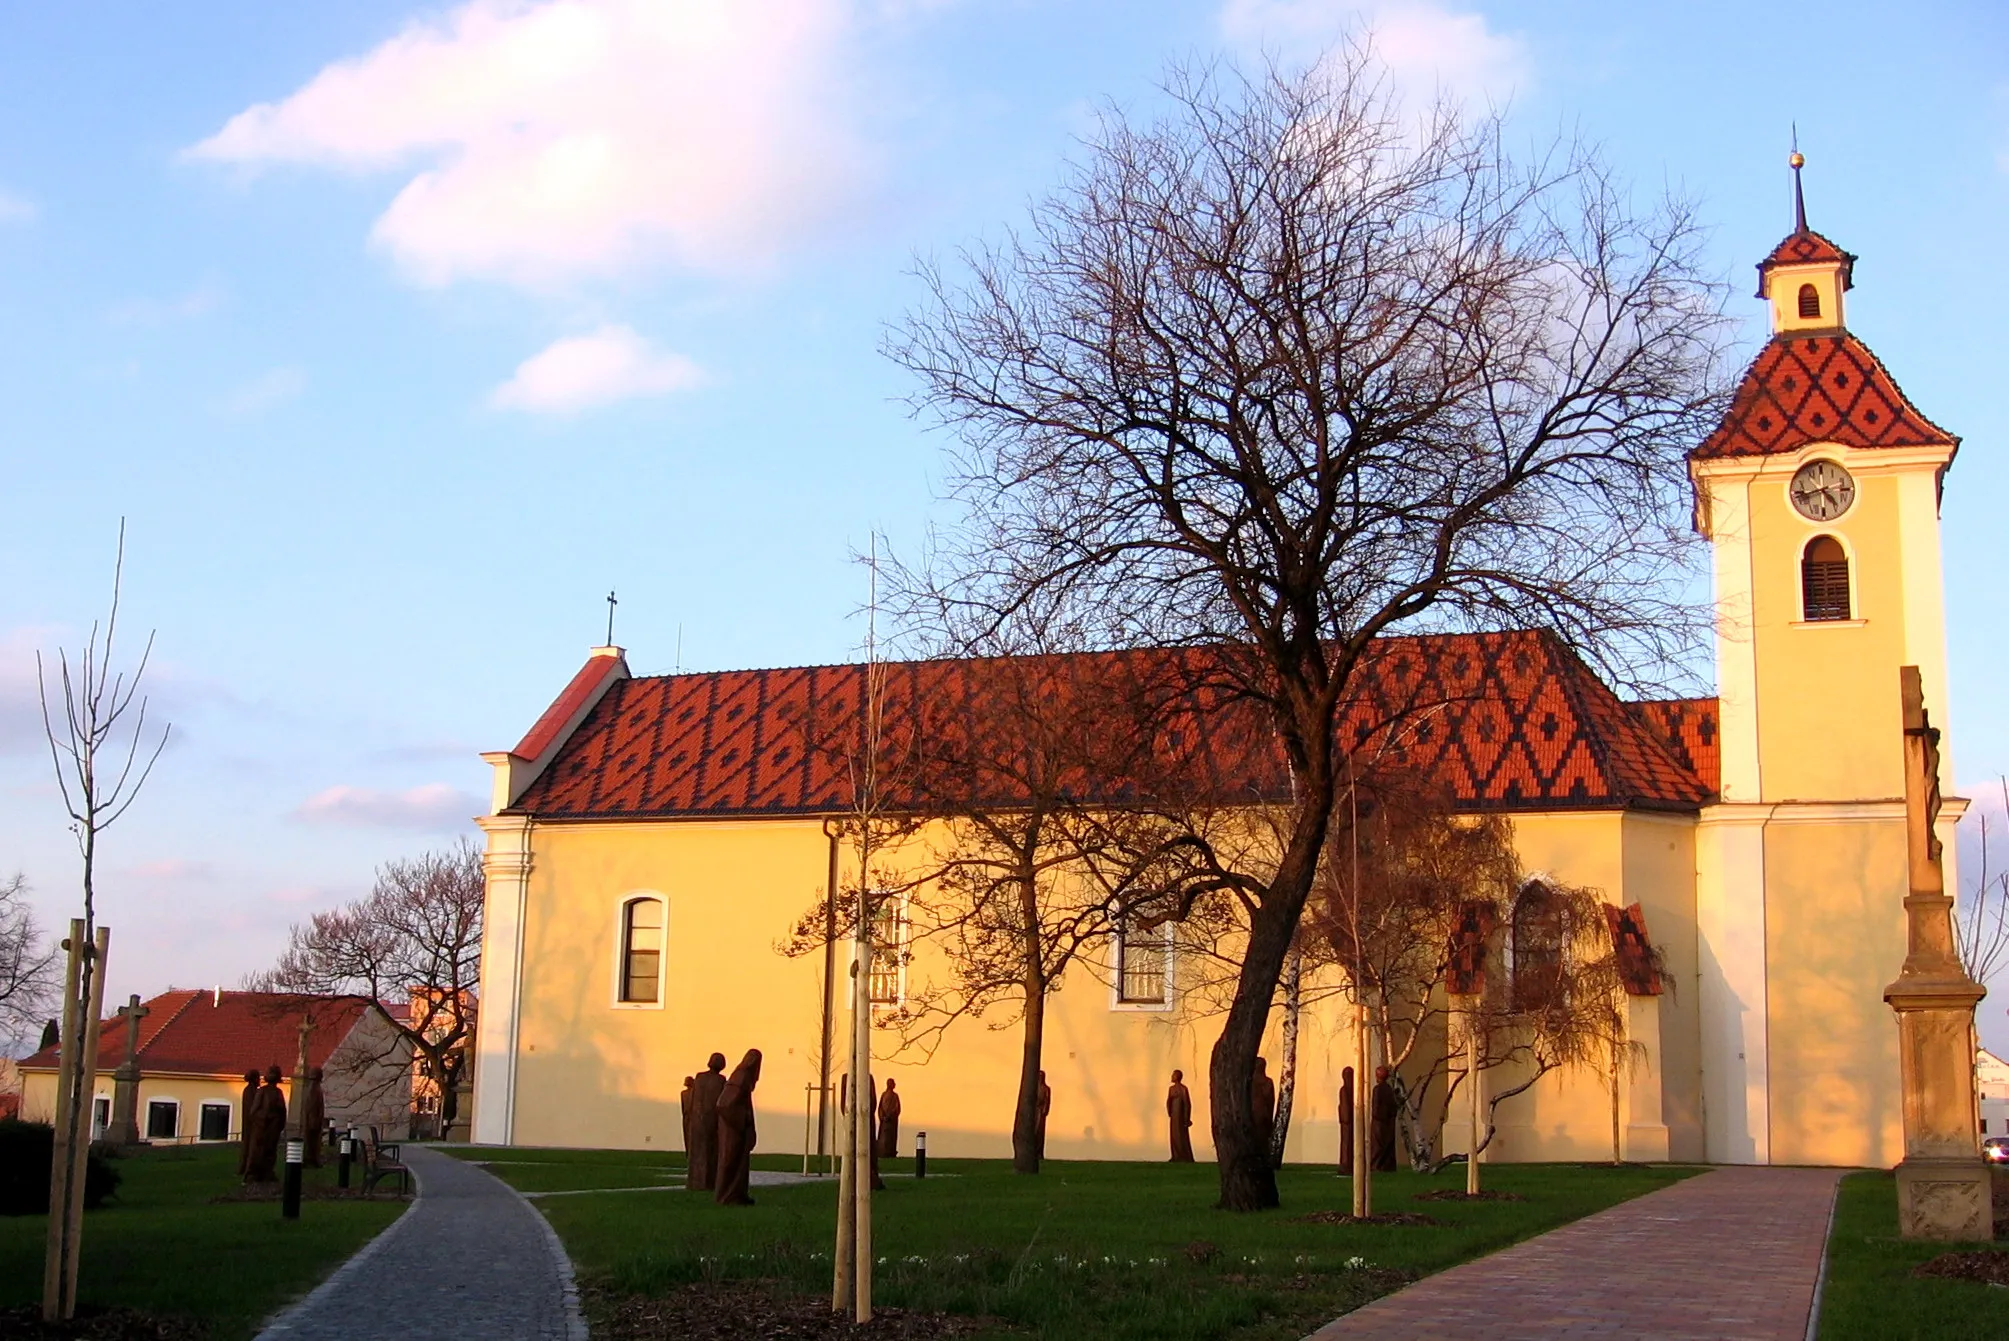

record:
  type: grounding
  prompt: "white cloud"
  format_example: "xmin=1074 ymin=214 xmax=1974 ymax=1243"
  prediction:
xmin=0 ymin=191 xmax=36 ymax=223
xmin=189 ymin=0 xmax=874 ymax=289
xmin=108 ymin=282 xmax=225 ymax=327
xmin=294 ymin=783 xmax=482 ymax=831
xmin=225 ymin=366 xmax=306 ymax=415
xmin=490 ymin=325 xmax=702 ymax=413
xmin=1220 ymin=0 xmax=1529 ymax=107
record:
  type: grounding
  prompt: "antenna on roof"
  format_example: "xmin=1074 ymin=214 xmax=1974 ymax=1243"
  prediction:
xmin=675 ymin=623 xmax=684 ymax=675
xmin=1789 ymin=125 xmax=1807 ymax=234
xmin=605 ymin=590 xmax=618 ymax=647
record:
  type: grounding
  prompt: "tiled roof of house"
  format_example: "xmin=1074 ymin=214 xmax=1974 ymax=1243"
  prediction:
xmin=1755 ymin=228 xmax=1856 ymax=294
xmin=508 ymin=630 xmax=1716 ymax=820
xmin=1690 ymin=332 xmax=1957 ymax=461
xmin=19 ymin=991 xmax=370 ymax=1075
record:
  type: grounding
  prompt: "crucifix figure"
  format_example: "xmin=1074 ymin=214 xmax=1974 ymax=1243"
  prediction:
xmin=605 ymin=590 xmax=618 ymax=647
xmin=290 ymin=1016 xmax=315 ymax=1139
xmin=107 ymin=994 xmax=148 ymax=1148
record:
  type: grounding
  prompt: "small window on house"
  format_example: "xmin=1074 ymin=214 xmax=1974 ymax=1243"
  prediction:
xmin=198 ymin=1101 xmax=232 ymax=1142
xmin=145 ymin=1099 xmax=180 ymax=1141
xmin=1116 ymin=918 xmax=1173 ymax=1005
xmin=1797 ymin=283 xmax=1821 ymax=319
xmin=1511 ymin=885 xmax=1564 ymax=1012
xmin=619 ymin=897 xmax=664 ymax=1003
xmin=1801 ymin=536 xmax=1851 ymax=621
xmin=868 ymin=896 xmax=908 ymax=1006
xmin=91 ymin=1097 xmax=109 ymax=1141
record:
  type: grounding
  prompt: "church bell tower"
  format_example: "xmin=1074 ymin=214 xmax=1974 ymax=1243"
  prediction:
xmin=1688 ymin=152 xmax=1961 ymax=1168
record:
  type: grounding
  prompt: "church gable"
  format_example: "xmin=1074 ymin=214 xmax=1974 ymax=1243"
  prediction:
xmin=506 ymin=630 xmax=1714 ymax=821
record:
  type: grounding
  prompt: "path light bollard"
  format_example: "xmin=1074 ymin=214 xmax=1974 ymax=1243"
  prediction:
xmin=282 ymin=1139 xmax=304 ymax=1220
xmin=914 ymin=1131 xmax=926 ymax=1180
xmin=336 ymin=1128 xmax=353 ymax=1189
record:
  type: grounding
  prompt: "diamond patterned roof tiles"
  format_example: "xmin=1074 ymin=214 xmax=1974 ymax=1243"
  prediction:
xmin=509 ymin=630 xmax=1715 ymax=820
xmin=1756 ymin=228 xmax=1856 ymax=293
xmin=1691 ymin=331 xmax=1957 ymax=461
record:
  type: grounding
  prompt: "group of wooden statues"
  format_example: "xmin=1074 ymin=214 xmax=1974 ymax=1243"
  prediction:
xmin=235 ymin=1064 xmax=326 ymax=1183
xmin=1165 ymin=1062 xmax=1399 ymax=1170
xmin=678 ymin=1050 xmax=764 ymax=1204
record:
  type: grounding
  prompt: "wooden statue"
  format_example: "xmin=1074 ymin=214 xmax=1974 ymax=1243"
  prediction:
xmin=686 ymin=1053 xmax=726 ymax=1191
xmin=1250 ymin=1057 xmax=1277 ymax=1163
xmin=875 ymin=1078 xmax=902 ymax=1158
xmin=678 ymin=1076 xmax=695 ymax=1156
xmin=1337 ymin=1066 xmax=1355 ymax=1175
xmin=236 ymin=1070 xmax=261 ymax=1176
xmin=243 ymin=1067 xmax=288 ymax=1183
xmin=1166 ymin=1070 xmax=1194 ymax=1162
xmin=712 ymin=1049 xmax=762 ymax=1206
xmin=302 ymin=1067 xmax=327 ymax=1165
xmin=1370 ymin=1064 xmax=1399 ymax=1172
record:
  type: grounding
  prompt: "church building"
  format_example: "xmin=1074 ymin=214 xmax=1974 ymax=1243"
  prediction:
xmin=470 ymin=176 xmax=1964 ymax=1170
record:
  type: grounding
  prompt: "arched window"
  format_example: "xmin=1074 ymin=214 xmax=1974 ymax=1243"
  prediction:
xmin=619 ymin=897 xmax=664 ymax=1003
xmin=1801 ymin=535 xmax=1851 ymax=621
xmin=1797 ymin=283 xmax=1821 ymax=319
xmin=1115 ymin=916 xmax=1173 ymax=1005
xmin=1511 ymin=884 xmax=1563 ymax=1012
xmin=868 ymin=895 xmax=908 ymax=1006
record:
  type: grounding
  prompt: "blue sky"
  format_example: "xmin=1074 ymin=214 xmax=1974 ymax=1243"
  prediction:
xmin=1 ymin=1 xmax=2005 ymax=1041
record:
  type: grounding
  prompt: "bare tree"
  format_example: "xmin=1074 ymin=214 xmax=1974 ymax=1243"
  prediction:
xmin=255 ymin=842 xmax=482 ymax=1131
xmin=888 ymin=53 xmax=1725 ymax=1208
xmin=1955 ymin=778 xmax=2009 ymax=989
xmin=0 ymin=875 xmax=57 ymax=1052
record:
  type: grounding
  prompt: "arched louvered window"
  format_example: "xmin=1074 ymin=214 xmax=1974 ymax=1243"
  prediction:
xmin=1511 ymin=884 xmax=1563 ymax=1012
xmin=1801 ymin=535 xmax=1851 ymax=621
xmin=1798 ymin=283 xmax=1821 ymax=319
xmin=619 ymin=897 xmax=665 ymax=1003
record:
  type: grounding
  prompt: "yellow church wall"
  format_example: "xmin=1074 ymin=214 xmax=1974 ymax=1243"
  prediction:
xmin=494 ymin=805 xmax=1691 ymax=1165
xmin=1747 ymin=457 xmax=1908 ymax=803
xmin=20 ymin=1069 xmax=254 ymax=1143
xmin=1762 ymin=813 xmax=1907 ymax=1168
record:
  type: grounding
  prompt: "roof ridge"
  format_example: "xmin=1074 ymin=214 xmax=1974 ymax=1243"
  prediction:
xmin=134 ymin=990 xmax=204 ymax=1060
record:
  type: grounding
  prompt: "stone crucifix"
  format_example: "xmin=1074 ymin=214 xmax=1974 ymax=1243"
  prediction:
xmin=106 ymin=994 xmax=148 ymax=1148
xmin=1883 ymin=665 xmax=1992 ymax=1241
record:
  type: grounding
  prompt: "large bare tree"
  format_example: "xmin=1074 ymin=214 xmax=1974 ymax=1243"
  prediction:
xmin=0 ymin=874 xmax=57 ymax=1052
xmin=256 ymin=842 xmax=482 ymax=1131
xmin=888 ymin=54 xmax=1725 ymax=1208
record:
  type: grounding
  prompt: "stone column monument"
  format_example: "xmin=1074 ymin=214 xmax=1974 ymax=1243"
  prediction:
xmin=1883 ymin=666 xmax=1992 ymax=1241
xmin=106 ymin=995 xmax=147 ymax=1149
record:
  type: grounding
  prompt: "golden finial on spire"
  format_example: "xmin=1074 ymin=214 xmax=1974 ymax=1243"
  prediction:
xmin=1789 ymin=127 xmax=1808 ymax=233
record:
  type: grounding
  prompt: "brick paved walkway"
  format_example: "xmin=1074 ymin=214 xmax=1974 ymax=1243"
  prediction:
xmin=257 ymin=1146 xmax=585 ymax=1341
xmin=1305 ymin=1166 xmax=1842 ymax=1341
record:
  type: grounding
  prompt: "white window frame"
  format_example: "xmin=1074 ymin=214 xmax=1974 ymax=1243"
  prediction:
xmin=197 ymin=1100 xmax=233 ymax=1142
xmin=866 ymin=892 xmax=909 ymax=1011
xmin=611 ymin=892 xmax=669 ymax=1010
xmin=1109 ymin=916 xmax=1175 ymax=1012
xmin=91 ymin=1095 xmax=110 ymax=1141
xmin=144 ymin=1097 xmax=182 ymax=1142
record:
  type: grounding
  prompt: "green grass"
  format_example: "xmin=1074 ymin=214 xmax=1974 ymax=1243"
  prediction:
xmin=0 ymin=1144 xmax=405 ymax=1339
xmin=1817 ymin=1171 xmax=2009 ymax=1341
xmin=448 ymin=1148 xmax=1698 ymax=1341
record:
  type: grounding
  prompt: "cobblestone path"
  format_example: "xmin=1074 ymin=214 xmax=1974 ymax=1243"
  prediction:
xmin=257 ymin=1145 xmax=585 ymax=1341
xmin=1306 ymin=1166 xmax=1842 ymax=1341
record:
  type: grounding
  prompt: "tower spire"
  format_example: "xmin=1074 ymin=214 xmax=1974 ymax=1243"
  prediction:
xmin=1789 ymin=128 xmax=1807 ymax=234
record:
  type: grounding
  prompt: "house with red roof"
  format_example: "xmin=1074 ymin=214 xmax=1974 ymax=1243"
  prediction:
xmin=18 ymin=990 xmax=410 ymax=1145
xmin=467 ymin=169 xmax=1963 ymax=1172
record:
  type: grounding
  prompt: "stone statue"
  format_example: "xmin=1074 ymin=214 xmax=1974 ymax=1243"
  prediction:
xmin=712 ymin=1049 xmax=762 ymax=1206
xmin=875 ymin=1078 xmax=902 ymax=1159
xmin=1250 ymin=1057 xmax=1276 ymax=1162
xmin=686 ymin=1052 xmax=727 ymax=1191
xmin=1337 ymin=1066 xmax=1355 ymax=1175
xmin=1035 ymin=1070 xmax=1052 ymax=1159
xmin=302 ymin=1066 xmax=327 ymax=1166
xmin=1166 ymin=1070 xmax=1194 ymax=1162
xmin=243 ymin=1066 xmax=288 ymax=1183
xmin=1370 ymin=1064 xmax=1399 ymax=1172
xmin=236 ymin=1069 xmax=261 ymax=1176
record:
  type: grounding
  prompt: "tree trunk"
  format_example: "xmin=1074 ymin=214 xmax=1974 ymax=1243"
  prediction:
xmin=1011 ymin=987 xmax=1046 ymax=1174
xmin=1269 ymin=950 xmax=1301 ymax=1169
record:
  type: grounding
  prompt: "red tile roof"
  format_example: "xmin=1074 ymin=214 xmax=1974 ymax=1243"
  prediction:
xmin=1690 ymin=332 xmax=1957 ymax=461
xmin=1628 ymin=698 xmax=1720 ymax=795
xmin=19 ymin=991 xmax=371 ymax=1076
xmin=1755 ymin=228 xmax=1856 ymax=295
xmin=508 ymin=630 xmax=1716 ymax=820
xmin=512 ymin=651 xmax=626 ymax=759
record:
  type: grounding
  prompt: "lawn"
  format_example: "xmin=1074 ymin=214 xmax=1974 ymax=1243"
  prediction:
xmin=1816 ymin=1170 xmax=2009 ymax=1341
xmin=0 ymin=1144 xmax=406 ymax=1339
xmin=452 ymin=1148 xmax=1699 ymax=1340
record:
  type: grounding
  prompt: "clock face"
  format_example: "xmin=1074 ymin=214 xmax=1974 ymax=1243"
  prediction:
xmin=1790 ymin=459 xmax=1855 ymax=521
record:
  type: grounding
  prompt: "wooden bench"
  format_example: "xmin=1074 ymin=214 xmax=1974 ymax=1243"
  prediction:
xmin=360 ymin=1126 xmax=411 ymax=1198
